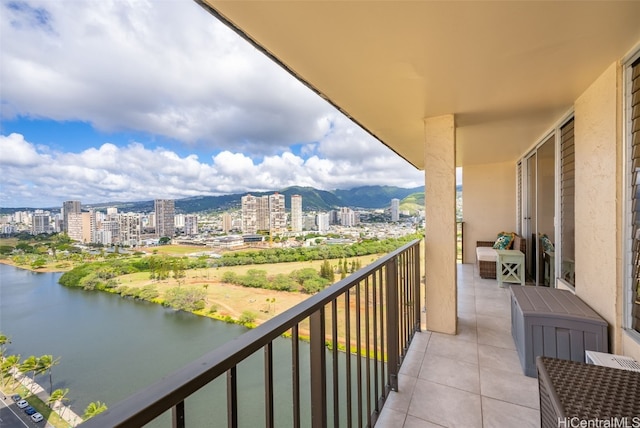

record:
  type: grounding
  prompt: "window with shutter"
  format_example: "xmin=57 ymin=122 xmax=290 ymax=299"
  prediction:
xmin=560 ymin=118 xmax=575 ymax=287
xmin=629 ymin=58 xmax=640 ymax=332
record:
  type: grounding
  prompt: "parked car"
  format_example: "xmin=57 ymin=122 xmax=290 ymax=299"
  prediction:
xmin=16 ymin=399 xmax=29 ymax=409
xmin=31 ymin=413 xmax=44 ymax=423
xmin=24 ymin=406 xmax=37 ymax=415
xmin=11 ymin=394 xmax=21 ymax=402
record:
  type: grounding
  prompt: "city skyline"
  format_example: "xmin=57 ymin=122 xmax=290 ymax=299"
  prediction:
xmin=0 ymin=0 xmax=424 ymax=208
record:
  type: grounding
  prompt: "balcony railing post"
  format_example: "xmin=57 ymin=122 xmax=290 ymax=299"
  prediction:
xmin=310 ymin=308 xmax=327 ymax=428
xmin=413 ymin=243 xmax=421 ymax=332
xmin=386 ymin=259 xmax=399 ymax=392
xmin=172 ymin=401 xmax=185 ymax=428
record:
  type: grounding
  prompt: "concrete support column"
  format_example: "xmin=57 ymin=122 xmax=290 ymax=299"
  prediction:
xmin=424 ymin=114 xmax=457 ymax=335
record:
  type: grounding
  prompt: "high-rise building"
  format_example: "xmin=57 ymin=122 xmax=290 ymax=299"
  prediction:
xmin=316 ymin=212 xmax=330 ymax=233
xmin=62 ymin=200 xmax=81 ymax=233
xmin=81 ymin=211 xmax=96 ymax=243
xmin=391 ymin=198 xmax=400 ymax=222
xmin=291 ymin=195 xmax=303 ymax=232
xmin=257 ymin=195 xmax=270 ymax=231
xmin=154 ymin=199 xmax=175 ymax=238
xmin=241 ymin=195 xmax=258 ymax=234
xmin=67 ymin=212 xmax=83 ymax=242
xmin=100 ymin=220 xmax=120 ymax=245
xmin=222 ymin=213 xmax=232 ymax=233
xmin=269 ymin=193 xmax=287 ymax=233
xmin=32 ymin=212 xmax=50 ymax=235
xmin=339 ymin=207 xmax=356 ymax=227
xmin=184 ymin=215 xmax=198 ymax=236
xmin=119 ymin=213 xmax=141 ymax=247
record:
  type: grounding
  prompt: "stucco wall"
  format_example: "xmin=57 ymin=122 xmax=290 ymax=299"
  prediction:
xmin=424 ymin=114 xmax=457 ymax=335
xmin=462 ymin=162 xmax=517 ymax=264
xmin=574 ymin=63 xmax=620 ymax=347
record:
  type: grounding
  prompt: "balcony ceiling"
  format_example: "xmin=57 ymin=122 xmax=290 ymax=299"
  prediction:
xmin=199 ymin=1 xmax=640 ymax=169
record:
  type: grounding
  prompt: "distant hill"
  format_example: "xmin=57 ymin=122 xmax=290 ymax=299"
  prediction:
xmin=1 ymin=185 xmax=427 ymax=214
xmin=400 ymin=192 xmax=425 ymax=214
xmin=333 ymin=185 xmax=423 ymax=209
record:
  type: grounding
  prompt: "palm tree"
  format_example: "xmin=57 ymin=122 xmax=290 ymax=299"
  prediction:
xmin=83 ymin=401 xmax=107 ymax=420
xmin=0 ymin=333 xmax=10 ymax=359
xmin=37 ymin=354 xmax=60 ymax=394
xmin=48 ymin=388 xmax=70 ymax=415
xmin=3 ymin=354 xmax=20 ymax=388
xmin=19 ymin=355 xmax=39 ymax=393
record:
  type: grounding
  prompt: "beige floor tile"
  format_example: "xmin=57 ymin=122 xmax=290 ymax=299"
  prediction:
xmin=385 ymin=373 xmax=418 ymax=413
xmin=477 ymin=324 xmax=516 ymax=350
xmin=404 ymin=415 xmax=447 ymax=428
xmin=418 ymin=353 xmax=480 ymax=394
xmin=408 ymin=379 xmax=483 ymax=428
xmin=375 ymin=407 xmax=408 ymax=428
xmin=481 ymin=396 xmax=540 ymax=428
xmin=478 ymin=344 xmax=523 ymax=374
xmin=426 ymin=332 xmax=479 ymax=364
xmin=479 ymin=366 xmax=540 ymax=410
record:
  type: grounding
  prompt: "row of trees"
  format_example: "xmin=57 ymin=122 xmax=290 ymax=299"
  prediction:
xmin=221 ymin=268 xmax=331 ymax=294
xmin=58 ymin=234 xmax=421 ymax=291
xmin=217 ymin=234 xmax=420 ymax=267
xmin=0 ymin=333 xmax=107 ymax=421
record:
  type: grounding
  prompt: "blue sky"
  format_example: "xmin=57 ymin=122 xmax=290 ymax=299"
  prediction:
xmin=0 ymin=0 xmax=424 ymax=208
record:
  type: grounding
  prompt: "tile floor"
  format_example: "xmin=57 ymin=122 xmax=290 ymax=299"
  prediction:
xmin=375 ymin=264 xmax=541 ymax=428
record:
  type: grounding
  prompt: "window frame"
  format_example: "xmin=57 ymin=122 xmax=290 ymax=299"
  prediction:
xmin=624 ymin=48 xmax=640 ymax=337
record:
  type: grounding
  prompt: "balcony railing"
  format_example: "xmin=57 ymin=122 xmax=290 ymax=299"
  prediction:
xmin=79 ymin=239 xmax=422 ymax=428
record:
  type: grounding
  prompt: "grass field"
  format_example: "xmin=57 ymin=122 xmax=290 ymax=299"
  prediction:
xmin=116 ymin=253 xmax=384 ymax=326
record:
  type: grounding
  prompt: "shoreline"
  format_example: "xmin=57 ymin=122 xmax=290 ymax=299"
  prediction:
xmin=0 ymin=258 xmax=71 ymax=273
xmin=0 ymin=258 xmax=310 ymax=329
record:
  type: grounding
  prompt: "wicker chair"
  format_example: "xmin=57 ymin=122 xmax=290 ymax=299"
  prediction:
xmin=476 ymin=234 xmax=526 ymax=279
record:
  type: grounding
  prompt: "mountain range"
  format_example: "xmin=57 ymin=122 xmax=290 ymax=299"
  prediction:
xmin=88 ymin=185 xmax=425 ymax=214
xmin=1 ymin=184 xmax=467 ymax=215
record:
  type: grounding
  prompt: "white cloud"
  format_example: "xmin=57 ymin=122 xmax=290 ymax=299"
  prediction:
xmin=1 ymin=0 xmax=334 ymax=154
xmin=0 ymin=134 xmax=423 ymax=207
xmin=0 ymin=0 xmax=424 ymax=208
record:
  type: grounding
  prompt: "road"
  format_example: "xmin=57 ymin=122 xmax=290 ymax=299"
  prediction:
xmin=0 ymin=394 xmax=31 ymax=428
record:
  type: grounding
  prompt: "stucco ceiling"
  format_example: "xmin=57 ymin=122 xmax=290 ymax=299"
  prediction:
xmin=198 ymin=1 xmax=640 ymax=170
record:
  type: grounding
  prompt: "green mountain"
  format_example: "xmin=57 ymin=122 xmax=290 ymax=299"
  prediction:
xmin=400 ymin=192 xmax=425 ymax=214
xmin=333 ymin=185 xmax=423 ymax=208
xmin=1 ymin=185 xmax=427 ymax=214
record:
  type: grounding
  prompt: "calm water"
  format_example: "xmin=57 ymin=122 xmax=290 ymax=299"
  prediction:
xmin=0 ymin=263 xmax=317 ymax=426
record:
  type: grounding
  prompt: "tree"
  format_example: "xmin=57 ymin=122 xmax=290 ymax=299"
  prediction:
xmin=48 ymin=388 xmax=70 ymax=415
xmin=0 ymin=333 xmax=9 ymax=359
xmin=38 ymin=354 xmax=60 ymax=394
xmin=158 ymin=237 xmax=171 ymax=245
xmin=19 ymin=355 xmax=39 ymax=392
xmin=83 ymin=401 xmax=108 ymax=420
xmin=2 ymin=354 xmax=20 ymax=388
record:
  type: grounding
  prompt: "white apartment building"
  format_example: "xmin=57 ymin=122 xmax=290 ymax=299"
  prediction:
xmin=222 ymin=213 xmax=232 ymax=233
xmin=269 ymin=193 xmax=286 ymax=233
xmin=241 ymin=194 xmax=259 ymax=234
xmin=291 ymin=195 xmax=303 ymax=232
xmin=119 ymin=213 xmax=141 ymax=247
xmin=339 ymin=207 xmax=357 ymax=227
xmin=67 ymin=212 xmax=83 ymax=242
xmin=316 ymin=212 xmax=330 ymax=233
xmin=184 ymin=215 xmax=198 ymax=236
